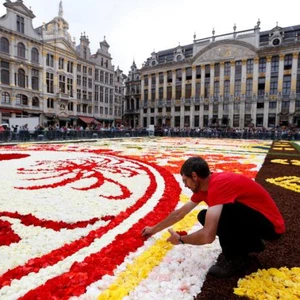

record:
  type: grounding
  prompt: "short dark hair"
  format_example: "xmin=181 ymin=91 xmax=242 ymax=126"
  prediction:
xmin=180 ymin=156 xmax=210 ymax=178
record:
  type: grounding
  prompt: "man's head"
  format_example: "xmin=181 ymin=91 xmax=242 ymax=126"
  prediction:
xmin=180 ymin=156 xmax=210 ymax=193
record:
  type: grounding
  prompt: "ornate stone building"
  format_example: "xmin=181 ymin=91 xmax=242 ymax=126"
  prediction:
xmin=0 ymin=0 xmax=124 ymax=128
xmin=138 ymin=21 xmax=300 ymax=129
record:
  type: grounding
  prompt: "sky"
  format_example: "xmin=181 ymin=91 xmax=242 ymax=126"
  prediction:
xmin=1 ymin=0 xmax=300 ymax=74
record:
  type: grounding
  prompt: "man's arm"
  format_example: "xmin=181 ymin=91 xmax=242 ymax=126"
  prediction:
xmin=141 ymin=200 xmax=198 ymax=237
xmin=167 ymin=204 xmax=223 ymax=245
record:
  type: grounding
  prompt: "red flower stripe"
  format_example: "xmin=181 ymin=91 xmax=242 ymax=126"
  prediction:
xmin=0 ymin=153 xmax=30 ymax=161
xmin=0 ymin=220 xmax=21 ymax=246
xmin=0 ymin=157 xmax=175 ymax=294
xmin=0 ymin=211 xmax=114 ymax=231
xmin=19 ymin=163 xmax=181 ymax=299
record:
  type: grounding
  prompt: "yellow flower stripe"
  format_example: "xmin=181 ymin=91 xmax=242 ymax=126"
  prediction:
xmin=234 ymin=267 xmax=300 ymax=299
xmin=266 ymin=176 xmax=300 ymax=193
xmin=97 ymin=196 xmax=205 ymax=300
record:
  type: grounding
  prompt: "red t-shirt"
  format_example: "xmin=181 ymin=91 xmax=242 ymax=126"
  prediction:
xmin=191 ymin=172 xmax=285 ymax=234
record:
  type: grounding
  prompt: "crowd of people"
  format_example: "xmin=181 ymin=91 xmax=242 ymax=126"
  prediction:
xmin=0 ymin=123 xmax=300 ymax=142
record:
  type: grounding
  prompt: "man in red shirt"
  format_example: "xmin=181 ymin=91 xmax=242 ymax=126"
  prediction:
xmin=142 ymin=156 xmax=285 ymax=278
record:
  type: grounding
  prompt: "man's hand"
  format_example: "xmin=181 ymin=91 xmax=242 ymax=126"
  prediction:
xmin=167 ymin=228 xmax=181 ymax=245
xmin=141 ymin=226 xmax=155 ymax=238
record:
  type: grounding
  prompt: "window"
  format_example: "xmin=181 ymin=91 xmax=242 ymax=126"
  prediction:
xmin=233 ymin=114 xmax=240 ymax=127
xmin=270 ymin=77 xmax=278 ymax=95
xmin=68 ymin=102 xmax=74 ymax=111
xmin=159 ymin=87 xmax=163 ymax=99
xmin=283 ymin=75 xmax=291 ymax=95
xmin=0 ymin=37 xmax=9 ymax=53
xmin=268 ymin=113 xmax=276 ymax=127
xmin=167 ymin=86 xmax=172 ymax=100
xmin=1 ymin=60 xmax=10 ymax=85
xmin=176 ymin=69 xmax=182 ymax=83
xmin=205 ymin=65 xmax=210 ymax=78
xmin=83 ymin=66 xmax=87 ymax=74
xmin=47 ymin=98 xmax=54 ymax=108
xmin=224 ymin=80 xmax=230 ymax=98
xmin=82 ymin=76 xmax=87 ymax=87
xmin=151 ymin=74 xmax=156 ymax=86
xmin=95 ymin=69 xmax=99 ymax=81
xmin=17 ymin=68 xmax=26 ymax=88
xmin=159 ymin=72 xmax=164 ymax=84
xmin=151 ymin=88 xmax=155 ymax=100
xmin=59 ymin=75 xmax=66 ymax=93
xmin=235 ymin=61 xmax=242 ymax=77
xmin=31 ymin=48 xmax=39 ymax=63
xmin=16 ymin=94 xmax=28 ymax=106
xmin=246 ymin=78 xmax=253 ymax=97
xmin=77 ymin=89 xmax=81 ymax=100
xmin=167 ymin=71 xmax=172 ymax=83
xmin=67 ymin=61 xmax=73 ymax=73
xmin=32 ymin=97 xmax=39 ymax=107
xmin=88 ymin=68 xmax=92 ymax=76
xmin=284 ymin=54 xmax=293 ymax=70
xmin=59 ymin=57 xmax=64 ymax=70
xmin=17 ymin=42 xmax=26 ymax=58
xmin=234 ymin=80 xmax=241 ymax=97
xmin=2 ymin=92 xmax=10 ymax=104
xmin=259 ymin=57 xmax=266 ymax=73
xmin=224 ymin=62 xmax=231 ymax=76
xmin=269 ymin=101 xmax=277 ymax=109
xmin=186 ymin=67 xmax=192 ymax=80
xmin=77 ymin=64 xmax=81 ymax=72
xmin=100 ymin=86 xmax=103 ymax=102
xmin=195 ymin=82 xmax=201 ymax=99
xmin=256 ymin=114 xmax=263 ymax=127
xmin=246 ymin=59 xmax=253 ymax=74
xmin=204 ymin=82 xmax=210 ymax=98
xmin=281 ymin=101 xmax=290 ymax=109
xmin=17 ymin=15 xmax=24 ymax=33
xmin=185 ymin=84 xmax=192 ymax=99
xmin=196 ymin=66 xmax=201 ymax=79
xmin=46 ymin=72 xmax=54 ymax=93
xmin=214 ymin=81 xmax=219 ymax=98
xmin=46 ymin=54 xmax=54 ymax=67
xmin=258 ymin=77 xmax=265 ymax=96
xmin=67 ymin=78 xmax=73 ymax=97
xmin=214 ymin=63 xmax=220 ymax=77
xmin=176 ymin=85 xmax=181 ymax=99
xmin=271 ymin=56 xmax=279 ymax=73
xmin=297 ymin=77 xmax=300 ymax=94
xmin=31 ymin=69 xmax=39 ymax=90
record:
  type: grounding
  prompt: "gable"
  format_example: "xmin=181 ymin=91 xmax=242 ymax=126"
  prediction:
xmin=193 ymin=41 xmax=257 ymax=64
xmin=45 ymin=38 xmax=77 ymax=56
xmin=4 ymin=1 xmax=35 ymax=19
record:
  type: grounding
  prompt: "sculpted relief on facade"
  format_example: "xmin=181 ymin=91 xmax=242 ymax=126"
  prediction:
xmin=194 ymin=44 xmax=257 ymax=64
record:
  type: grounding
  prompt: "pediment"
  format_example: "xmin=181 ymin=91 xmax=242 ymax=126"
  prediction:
xmin=193 ymin=41 xmax=257 ymax=64
xmin=4 ymin=1 xmax=35 ymax=19
xmin=45 ymin=38 xmax=77 ymax=55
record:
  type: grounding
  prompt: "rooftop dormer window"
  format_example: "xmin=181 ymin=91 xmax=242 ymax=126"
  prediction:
xmin=17 ymin=15 xmax=25 ymax=34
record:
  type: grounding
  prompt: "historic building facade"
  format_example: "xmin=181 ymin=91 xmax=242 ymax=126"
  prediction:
xmin=124 ymin=61 xmax=141 ymax=128
xmin=138 ymin=21 xmax=300 ymax=129
xmin=0 ymin=0 xmax=124 ymax=128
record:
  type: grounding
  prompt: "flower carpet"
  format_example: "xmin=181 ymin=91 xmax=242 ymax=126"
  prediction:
xmin=0 ymin=138 xmax=299 ymax=300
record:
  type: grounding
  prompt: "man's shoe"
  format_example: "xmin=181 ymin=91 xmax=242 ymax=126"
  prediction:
xmin=250 ymin=239 xmax=266 ymax=253
xmin=208 ymin=255 xmax=247 ymax=278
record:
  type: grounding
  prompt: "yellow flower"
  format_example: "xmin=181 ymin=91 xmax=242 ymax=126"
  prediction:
xmin=234 ymin=267 xmax=300 ymax=299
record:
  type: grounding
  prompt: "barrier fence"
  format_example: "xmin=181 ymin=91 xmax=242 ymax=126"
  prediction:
xmin=1 ymin=129 xmax=300 ymax=143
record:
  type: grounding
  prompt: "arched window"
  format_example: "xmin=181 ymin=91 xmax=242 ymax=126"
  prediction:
xmin=16 ymin=94 xmax=28 ymax=106
xmin=32 ymin=96 xmax=39 ymax=107
xmin=17 ymin=42 xmax=26 ymax=58
xmin=0 ymin=37 xmax=9 ymax=53
xmin=31 ymin=47 xmax=39 ymax=63
xmin=1 ymin=92 xmax=10 ymax=104
xmin=18 ymin=68 xmax=26 ymax=88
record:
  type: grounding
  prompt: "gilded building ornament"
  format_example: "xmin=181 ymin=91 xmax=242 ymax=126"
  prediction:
xmin=195 ymin=45 xmax=256 ymax=64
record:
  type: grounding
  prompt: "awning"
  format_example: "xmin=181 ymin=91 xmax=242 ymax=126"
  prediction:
xmin=58 ymin=117 xmax=71 ymax=121
xmin=79 ymin=116 xmax=100 ymax=125
xmin=45 ymin=113 xmax=55 ymax=118
xmin=0 ymin=108 xmax=22 ymax=113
